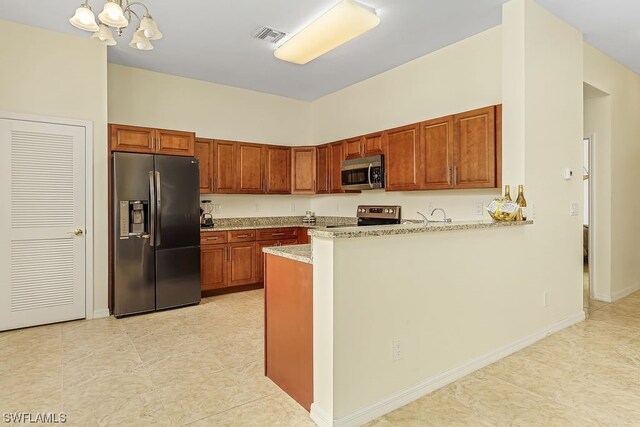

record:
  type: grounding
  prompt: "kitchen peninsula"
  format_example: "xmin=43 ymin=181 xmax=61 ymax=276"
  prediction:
xmin=263 ymin=219 xmax=538 ymax=425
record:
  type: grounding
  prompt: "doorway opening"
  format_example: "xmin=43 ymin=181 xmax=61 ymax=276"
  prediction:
xmin=582 ymin=136 xmax=592 ymax=314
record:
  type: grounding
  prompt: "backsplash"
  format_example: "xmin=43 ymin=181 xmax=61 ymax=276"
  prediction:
xmin=200 ymin=194 xmax=312 ymax=218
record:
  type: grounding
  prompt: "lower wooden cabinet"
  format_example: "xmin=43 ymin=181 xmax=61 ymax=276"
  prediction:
xmin=201 ymin=244 xmax=227 ymax=291
xmin=229 ymin=242 xmax=257 ymax=286
xmin=201 ymin=228 xmax=305 ymax=293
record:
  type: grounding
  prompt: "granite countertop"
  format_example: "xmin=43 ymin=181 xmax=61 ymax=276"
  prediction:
xmin=200 ymin=216 xmax=356 ymax=232
xmin=308 ymin=220 xmax=534 ymax=239
xmin=262 ymin=244 xmax=312 ymax=264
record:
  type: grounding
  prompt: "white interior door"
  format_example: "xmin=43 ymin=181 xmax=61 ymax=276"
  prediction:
xmin=0 ymin=118 xmax=86 ymax=331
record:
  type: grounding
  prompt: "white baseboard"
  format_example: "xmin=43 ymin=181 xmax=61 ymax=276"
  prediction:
xmin=593 ymin=293 xmax=612 ymax=303
xmin=310 ymin=311 xmax=585 ymax=427
xmin=310 ymin=404 xmax=333 ymax=427
xmin=611 ymin=284 xmax=640 ymax=302
xmin=92 ymin=309 xmax=110 ymax=319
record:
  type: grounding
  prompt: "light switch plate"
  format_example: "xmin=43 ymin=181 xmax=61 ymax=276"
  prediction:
xmin=570 ymin=202 xmax=579 ymax=216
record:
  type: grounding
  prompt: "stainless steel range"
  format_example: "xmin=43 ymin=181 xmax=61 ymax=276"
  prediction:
xmin=327 ymin=205 xmax=401 ymax=228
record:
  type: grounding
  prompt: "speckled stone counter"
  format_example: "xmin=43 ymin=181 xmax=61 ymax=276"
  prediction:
xmin=263 ymin=244 xmax=312 ymax=264
xmin=308 ymin=220 xmax=533 ymax=239
xmin=200 ymin=216 xmax=356 ymax=232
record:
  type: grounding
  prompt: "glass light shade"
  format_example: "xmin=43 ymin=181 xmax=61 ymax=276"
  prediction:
xmin=91 ymin=24 xmax=117 ymax=46
xmin=139 ymin=16 xmax=162 ymax=40
xmin=98 ymin=1 xmax=129 ymax=28
xmin=69 ymin=4 xmax=99 ymax=32
xmin=274 ymin=0 xmax=380 ymax=65
xmin=129 ymin=29 xmax=153 ymax=50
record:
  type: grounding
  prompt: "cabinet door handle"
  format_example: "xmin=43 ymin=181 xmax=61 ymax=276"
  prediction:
xmin=206 ymin=237 xmax=219 ymax=240
xmin=209 ymin=177 xmax=213 ymax=191
xmin=213 ymin=176 xmax=216 ymax=191
xmin=453 ymin=165 xmax=458 ymax=186
xmin=236 ymin=234 xmax=249 ymax=238
xmin=272 ymin=232 xmax=286 ymax=236
xmin=447 ymin=166 xmax=451 ymax=185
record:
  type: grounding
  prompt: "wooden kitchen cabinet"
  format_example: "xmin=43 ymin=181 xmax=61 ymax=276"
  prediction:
xmin=109 ymin=124 xmax=195 ymax=156
xmin=453 ymin=106 xmax=496 ymax=189
xmin=201 ymin=244 xmax=227 ymax=291
xmin=236 ymin=142 xmax=265 ymax=194
xmin=419 ymin=116 xmax=454 ymax=190
xmin=383 ymin=123 xmax=421 ymax=191
xmin=265 ymin=146 xmax=291 ymax=194
xmin=195 ymin=138 xmax=213 ymax=193
xmin=316 ymin=144 xmax=330 ymax=194
xmin=109 ymin=124 xmax=156 ymax=153
xmin=345 ymin=137 xmax=363 ymax=160
xmin=212 ymin=140 xmax=237 ymax=193
xmin=329 ymin=141 xmax=346 ymax=193
xmin=363 ymin=132 xmax=384 ymax=157
xmin=291 ymin=147 xmax=317 ymax=194
xmin=156 ymin=129 xmax=196 ymax=156
xmin=229 ymin=242 xmax=257 ymax=287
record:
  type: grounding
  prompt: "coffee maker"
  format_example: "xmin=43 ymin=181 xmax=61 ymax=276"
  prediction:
xmin=200 ymin=200 xmax=214 ymax=228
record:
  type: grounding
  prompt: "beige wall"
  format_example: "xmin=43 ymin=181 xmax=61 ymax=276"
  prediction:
xmin=0 ymin=19 xmax=109 ymax=316
xmin=312 ymin=0 xmax=585 ymax=422
xmin=108 ymin=64 xmax=312 ymax=146
xmin=583 ymin=45 xmax=640 ymax=300
xmin=309 ymin=27 xmax=503 ymax=221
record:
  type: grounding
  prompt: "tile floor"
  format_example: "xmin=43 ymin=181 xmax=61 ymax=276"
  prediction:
xmin=1 ymin=288 xmax=639 ymax=426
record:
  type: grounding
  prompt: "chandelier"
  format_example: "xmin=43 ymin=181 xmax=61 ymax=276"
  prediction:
xmin=69 ymin=0 xmax=162 ymax=50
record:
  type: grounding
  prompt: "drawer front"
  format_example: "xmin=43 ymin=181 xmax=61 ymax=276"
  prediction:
xmin=200 ymin=232 xmax=227 ymax=245
xmin=256 ymin=227 xmax=298 ymax=241
xmin=228 ymin=229 xmax=256 ymax=242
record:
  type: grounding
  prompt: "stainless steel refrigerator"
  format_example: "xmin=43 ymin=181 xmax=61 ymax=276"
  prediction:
xmin=113 ymin=152 xmax=201 ymax=317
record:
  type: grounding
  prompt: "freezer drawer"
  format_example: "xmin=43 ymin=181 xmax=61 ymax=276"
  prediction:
xmin=156 ymin=246 xmax=201 ymax=310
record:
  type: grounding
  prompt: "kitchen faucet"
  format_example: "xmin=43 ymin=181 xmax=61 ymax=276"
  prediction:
xmin=430 ymin=208 xmax=452 ymax=223
xmin=416 ymin=208 xmax=452 ymax=226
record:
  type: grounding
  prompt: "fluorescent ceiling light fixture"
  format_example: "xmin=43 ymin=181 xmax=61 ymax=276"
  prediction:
xmin=274 ymin=0 xmax=380 ymax=65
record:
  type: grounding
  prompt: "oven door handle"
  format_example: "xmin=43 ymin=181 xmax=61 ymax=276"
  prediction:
xmin=368 ymin=163 xmax=373 ymax=188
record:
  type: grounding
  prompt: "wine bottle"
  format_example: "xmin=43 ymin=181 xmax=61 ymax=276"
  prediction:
xmin=503 ymin=185 xmax=512 ymax=202
xmin=515 ymin=184 xmax=527 ymax=220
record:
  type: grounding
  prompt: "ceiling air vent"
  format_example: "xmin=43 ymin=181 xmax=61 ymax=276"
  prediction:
xmin=253 ymin=26 xmax=287 ymax=44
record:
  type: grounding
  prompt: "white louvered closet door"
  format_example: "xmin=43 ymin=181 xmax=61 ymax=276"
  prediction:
xmin=0 ymin=118 xmax=86 ymax=331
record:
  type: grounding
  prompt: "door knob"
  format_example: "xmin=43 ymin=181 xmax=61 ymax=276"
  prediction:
xmin=72 ymin=228 xmax=84 ymax=236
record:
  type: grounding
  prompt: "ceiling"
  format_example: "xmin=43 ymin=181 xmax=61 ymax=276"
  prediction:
xmin=1 ymin=1 xmax=638 ymax=101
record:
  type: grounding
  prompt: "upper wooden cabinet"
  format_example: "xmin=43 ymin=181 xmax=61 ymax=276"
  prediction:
xmin=417 ymin=106 xmax=499 ymax=190
xmin=345 ymin=137 xmax=363 ymax=160
xmin=344 ymin=133 xmax=383 ymax=160
xmin=419 ymin=116 xmax=454 ymax=190
xmin=291 ymin=147 xmax=316 ymax=194
xmin=156 ymin=129 xmax=196 ymax=156
xmin=383 ymin=124 xmax=421 ymax=191
xmin=236 ymin=143 xmax=265 ymax=194
xmin=213 ymin=140 xmax=237 ymax=193
xmin=363 ymin=132 xmax=384 ymax=157
xmin=453 ymin=106 xmax=496 ymax=189
xmin=264 ymin=146 xmax=291 ymax=194
xmin=109 ymin=124 xmax=195 ymax=156
xmin=195 ymin=138 xmax=213 ymax=193
xmin=316 ymin=144 xmax=330 ymax=194
xmin=329 ymin=141 xmax=345 ymax=193
xmin=110 ymin=124 xmax=155 ymax=153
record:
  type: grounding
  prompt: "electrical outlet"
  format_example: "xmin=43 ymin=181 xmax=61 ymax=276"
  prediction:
xmin=290 ymin=203 xmax=295 ymax=212
xmin=214 ymin=204 xmax=222 ymax=214
xmin=255 ymin=203 xmax=260 ymax=212
xmin=392 ymin=339 xmax=402 ymax=361
xmin=475 ymin=202 xmax=484 ymax=216
xmin=530 ymin=204 xmax=537 ymax=218
xmin=543 ymin=291 xmax=548 ymax=307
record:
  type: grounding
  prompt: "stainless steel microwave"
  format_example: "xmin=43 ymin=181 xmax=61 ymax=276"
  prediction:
xmin=341 ymin=155 xmax=384 ymax=190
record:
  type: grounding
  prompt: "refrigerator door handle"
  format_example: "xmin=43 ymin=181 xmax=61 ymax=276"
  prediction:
xmin=149 ymin=171 xmax=156 ymax=247
xmin=155 ymin=170 xmax=162 ymax=247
